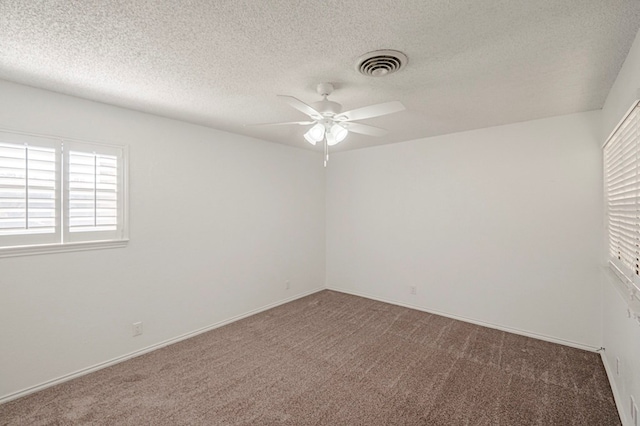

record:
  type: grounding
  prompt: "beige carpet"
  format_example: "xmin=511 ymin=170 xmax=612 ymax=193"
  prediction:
xmin=0 ymin=290 xmax=620 ymax=425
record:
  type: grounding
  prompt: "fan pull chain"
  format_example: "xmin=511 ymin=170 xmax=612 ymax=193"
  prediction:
xmin=324 ymin=138 xmax=328 ymax=167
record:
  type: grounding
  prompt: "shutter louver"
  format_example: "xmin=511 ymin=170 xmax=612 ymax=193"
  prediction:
xmin=63 ymin=141 xmax=124 ymax=244
xmin=0 ymin=142 xmax=57 ymax=236
xmin=605 ymin=105 xmax=640 ymax=283
xmin=68 ymin=151 xmax=118 ymax=233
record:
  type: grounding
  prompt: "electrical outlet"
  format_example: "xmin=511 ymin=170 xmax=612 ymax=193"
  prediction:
xmin=132 ymin=321 xmax=143 ymax=337
xmin=616 ymin=357 xmax=621 ymax=376
xmin=410 ymin=285 xmax=417 ymax=295
xmin=286 ymin=280 xmax=290 ymax=290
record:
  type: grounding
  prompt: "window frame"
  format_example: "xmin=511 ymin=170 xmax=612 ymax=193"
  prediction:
xmin=0 ymin=128 xmax=128 ymax=258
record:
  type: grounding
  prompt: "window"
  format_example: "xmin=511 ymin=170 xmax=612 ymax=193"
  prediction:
xmin=0 ymin=129 xmax=127 ymax=256
xmin=604 ymin=101 xmax=640 ymax=297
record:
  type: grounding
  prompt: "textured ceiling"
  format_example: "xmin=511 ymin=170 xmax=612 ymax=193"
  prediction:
xmin=0 ymin=1 xmax=639 ymax=152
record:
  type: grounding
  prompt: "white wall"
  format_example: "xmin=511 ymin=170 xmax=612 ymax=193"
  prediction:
xmin=0 ymin=80 xmax=326 ymax=400
xmin=601 ymin=29 xmax=640 ymax=426
xmin=326 ymin=110 xmax=603 ymax=349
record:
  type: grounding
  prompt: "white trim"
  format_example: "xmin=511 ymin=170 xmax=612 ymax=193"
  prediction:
xmin=0 ymin=287 xmax=324 ymax=404
xmin=603 ymin=99 xmax=640 ymax=149
xmin=600 ymin=350 xmax=631 ymax=426
xmin=0 ymin=239 xmax=129 ymax=258
xmin=121 ymin=144 xmax=129 ymax=241
xmin=326 ymin=287 xmax=600 ymax=352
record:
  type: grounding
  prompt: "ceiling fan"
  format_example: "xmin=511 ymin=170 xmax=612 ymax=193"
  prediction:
xmin=249 ymin=83 xmax=405 ymax=166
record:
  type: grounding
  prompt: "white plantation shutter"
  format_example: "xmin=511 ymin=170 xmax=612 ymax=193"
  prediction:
xmin=63 ymin=141 xmax=125 ymax=243
xmin=604 ymin=102 xmax=640 ymax=289
xmin=0 ymin=129 xmax=127 ymax=254
xmin=0 ymin=133 xmax=60 ymax=247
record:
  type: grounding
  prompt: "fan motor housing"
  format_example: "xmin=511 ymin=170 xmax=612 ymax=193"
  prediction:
xmin=313 ymin=99 xmax=342 ymax=117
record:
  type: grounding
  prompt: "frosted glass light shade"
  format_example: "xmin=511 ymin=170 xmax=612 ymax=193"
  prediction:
xmin=330 ymin=124 xmax=348 ymax=143
xmin=303 ymin=132 xmax=317 ymax=145
xmin=326 ymin=131 xmax=337 ymax=146
xmin=304 ymin=123 xmax=325 ymax=145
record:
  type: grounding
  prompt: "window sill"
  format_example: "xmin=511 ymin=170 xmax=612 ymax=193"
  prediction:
xmin=0 ymin=239 xmax=129 ymax=258
xmin=603 ymin=263 xmax=640 ymax=325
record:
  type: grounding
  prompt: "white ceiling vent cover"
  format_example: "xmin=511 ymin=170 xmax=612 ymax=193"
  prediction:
xmin=356 ymin=50 xmax=408 ymax=77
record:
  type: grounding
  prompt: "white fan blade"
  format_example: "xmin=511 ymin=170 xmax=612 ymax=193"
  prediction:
xmin=343 ymin=122 xmax=388 ymax=137
xmin=336 ymin=101 xmax=405 ymax=121
xmin=245 ymin=120 xmax=315 ymax=127
xmin=277 ymin=95 xmax=323 ymax=119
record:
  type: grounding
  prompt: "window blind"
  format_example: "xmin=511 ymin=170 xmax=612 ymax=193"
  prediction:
xmin=604 ymin=103 xmax=640 ymax=284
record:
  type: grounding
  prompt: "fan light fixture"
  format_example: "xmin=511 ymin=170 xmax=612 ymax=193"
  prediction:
xmin=305 ymin=122 xmax=349 ymax=147
xmin=247 ymin=82 xmax=406 ymax=167
xmin=303 ymin=132 xmax=317 ymax=145
xmin=304 ymin=123 xmax=326 ymax=145
xmin=330 ymin=123 xmax=348 ymax=144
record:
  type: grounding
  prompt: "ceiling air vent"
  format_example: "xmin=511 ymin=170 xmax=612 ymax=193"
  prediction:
xmin=356 ymin=50 xmax=407 ymax=77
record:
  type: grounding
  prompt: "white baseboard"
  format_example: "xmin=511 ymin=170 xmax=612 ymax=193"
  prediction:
xmin=600 ymin=350 xmax=630 ymax=426
xmin=326 ymin=287 xmax=600 ymax=352
xmin=0 ymin=287 xmax=324 ymax=405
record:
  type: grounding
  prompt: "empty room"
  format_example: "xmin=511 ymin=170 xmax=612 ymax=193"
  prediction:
xmin=1 ymin=1 xmax=640 ymax=425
